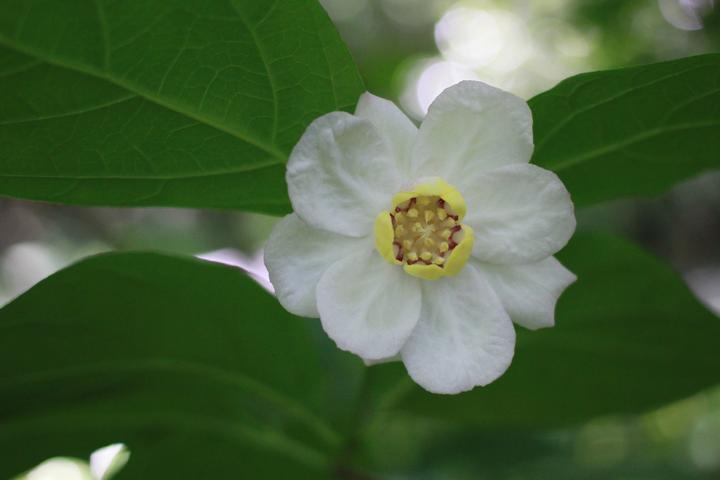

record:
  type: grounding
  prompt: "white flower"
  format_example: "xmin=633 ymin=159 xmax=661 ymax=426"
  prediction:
xmin=16 ymin=444 xmax=129 ymax=480
xmin=264 ymin=81 xmax=576 ymax=394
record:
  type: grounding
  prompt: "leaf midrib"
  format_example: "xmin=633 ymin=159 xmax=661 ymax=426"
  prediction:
xmin=0 ymin=34 xmax=287 ymax=163
xmin=532 ymin=57 xmax=719 ymax=153
xmin=549 ymin=120 xmax=720 ymax=171
xmin=2 ymin=411 xmax=329 ymax=470
xmin=0 ymin=357 xmax=341 ymax=450
xmin=0 ymin=159 xmax=283 ymax=180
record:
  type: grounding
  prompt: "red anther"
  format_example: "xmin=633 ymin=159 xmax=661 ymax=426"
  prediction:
xmin=393 ymin=242 xmax=403 ymax=261
xmin=451 ymin=225 xmax=462 ymax=233
xmin=408 ymin=197 xmax=417 ymax=207
xmin=438 ymin=198 xmax=445 ymax=208
xmin=448 ymin=240 xmax=457 ymax=249
xmin=449 ymin=214 xmax=459 ymax=221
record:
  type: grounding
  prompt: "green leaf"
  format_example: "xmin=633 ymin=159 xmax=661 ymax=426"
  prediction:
xmin=368 ymin=231 xmax=720 ymax=427
xmin=530 ymin=54 xmax=720 ymax=207
xmin=0 ymin=252 xmax=365 ymax=479
xmin=0 ymin=0 xmax=363 ymax=214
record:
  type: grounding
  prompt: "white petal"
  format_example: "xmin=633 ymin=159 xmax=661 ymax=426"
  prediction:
xmin=411 ymin=80 xmax=532 ymax=188
xmin=287 ymin=112 xmax=401 ymax=237
xmin=264 ymin=214 xmax=368 ymax=318
xmin=355 ymin=92 xmax=418 ymax=177
xmin=464 ymin=163 xmax=576 ymax=264
xmin=316 ymin=249 xmax=422 ymax=360
xmin=401 ymin=264 xmax=515 ymax=394
xmin=476 ymin=257 xmax=576 ymax=330
xmin=90 ymin=444 xmax=129 ymax=480
xmin=24 ymin=458 xmax=93 ymax=480
xmin=363 ymin=354 xmax=401 ymax=366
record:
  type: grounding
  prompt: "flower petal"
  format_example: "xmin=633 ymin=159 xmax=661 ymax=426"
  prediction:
xmin=475 ymin=257 xmax=577 ymax=330
xmin=363 ymin=354 xmax=401 ymax=366
xmin=316 ymin=249 xmax=422 ymax=360
xmin=264 ymin=214 xmax=368 ymax=318
xmin=287 ymin=112 xmax=402 ymax=237
xmin=355 ymin=92 xmax=418 ymax=177
xmin=401 ymin=264 xmax=515 ymax=394
xmin=464 ymin=164 xmax=576 ymax=264
xmin=90 ymin=444 xmax=130 ymax=480
xmin=411 ymin=80 xmax=533 ymax=187
xmin=23 ymin=458 xmax=94 ymax=480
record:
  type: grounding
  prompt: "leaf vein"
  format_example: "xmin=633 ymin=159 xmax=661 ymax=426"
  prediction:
xmin=552 ymin=120 xmax=720 ymax=171
xmin=0 ymin=35 xmax=286 ymax=161
xmin=0 ymin=93 xmax=137 ymax=126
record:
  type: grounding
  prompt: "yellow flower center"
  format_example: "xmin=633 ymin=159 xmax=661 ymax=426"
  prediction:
xmin=374 ymin=179 xmax=474 ymax=280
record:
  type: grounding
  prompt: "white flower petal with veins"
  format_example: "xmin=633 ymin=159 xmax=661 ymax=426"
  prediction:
xmin=355 ymin=92 xmax=418 ymax=178
xmin=475 ymin=257 xmax=577 ymax=330
xmin=264 ymin=214 xmax=368 ymax=317
xmin=287 ymin=112 xmax=402 ymax=237
xmin=401 ymin=265 xmax=516 ymax=394
xmin=411 ymin=80 xmax=533 ymax=184
xmin=317 ymin=249 xmax=422 ymax=360
xmin=463 ymin=163 xmax=576 ymax=264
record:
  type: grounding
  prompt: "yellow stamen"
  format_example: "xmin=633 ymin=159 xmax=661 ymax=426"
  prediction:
xmin=375 ymin=178 xmax=472 ymax=279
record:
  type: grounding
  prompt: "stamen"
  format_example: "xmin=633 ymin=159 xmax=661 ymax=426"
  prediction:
xmin=375 ymin=179 xmax=473 ymax=280
xmin=389 ymin=193 xmax=467 ymax=274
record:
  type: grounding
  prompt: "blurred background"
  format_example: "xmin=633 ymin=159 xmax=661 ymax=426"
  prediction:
xmin=1 ymin=0 xmax=719 ymax=477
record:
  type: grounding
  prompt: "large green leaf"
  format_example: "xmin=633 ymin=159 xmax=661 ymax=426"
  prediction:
xmin=0 ymin=252 xmax=365 ymax=479
xmin=531 ymin=54 xmax=720 ymax=207
xmin=367 ymin=232 xmax=720 ymax=427
xmin=2 ymin=236 xmax=719 ymax=476
xmin=0 ymin=0 xmax=363 ymax=214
